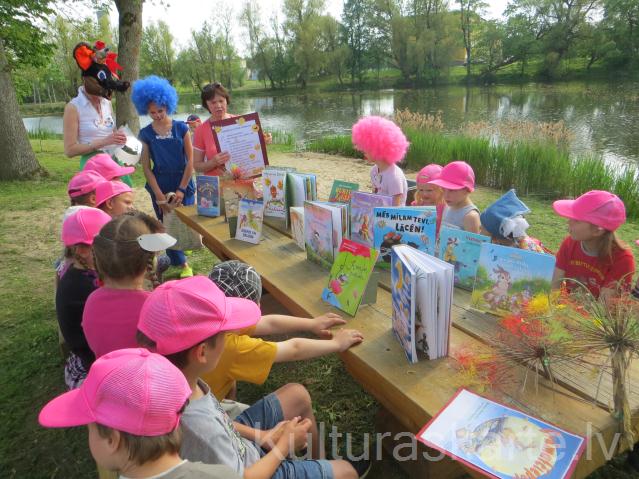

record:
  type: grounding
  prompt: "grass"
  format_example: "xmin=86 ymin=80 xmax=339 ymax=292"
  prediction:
xmin=2 ymin=139 xmax=639 ymax=478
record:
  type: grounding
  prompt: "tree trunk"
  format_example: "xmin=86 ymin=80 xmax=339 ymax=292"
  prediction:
xmin=0 ymin=37 xmax=44 ymax=180
xmin=114 ymin=0 xmax=143 ymax=134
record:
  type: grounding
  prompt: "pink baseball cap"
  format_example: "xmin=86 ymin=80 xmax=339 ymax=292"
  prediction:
xmin=416 ymin=164 xmax=443 ymax=184
xmin=95 ymin=180 xmax=133 ymax=207
xmin=61 ymin=208 xmax=112 ymax=246
xmin=428 ymin=161 xmax=475 ymax=192
xmin=38 ymin=348 xmax=191 ymax=436
xmin=67 ymin=170 xmax=104 ymax=198
xmin=138 ymin=276 xmax=262 ymax=355
xmin=83 ymin=153 xmax=135 ymax=180
xmin=553 ymin=190 xmax=626 ymax=231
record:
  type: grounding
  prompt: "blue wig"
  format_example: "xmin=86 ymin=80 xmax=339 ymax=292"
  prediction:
xmin=131 ymin=75 xmax=178 ymax=115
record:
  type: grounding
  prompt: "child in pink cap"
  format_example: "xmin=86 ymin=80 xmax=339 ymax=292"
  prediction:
xmin=552 ymin=190 xmax=635 ymax=300
xmin=83 ymin=212 xmax=176 ymax=359
xmin=82 ymin=152 xmax=135 ymax=185
xmin=412 ymin=163 xmax=445 ymax=236
xmin=38 ymin=348 xmax=240 ymax=479
xmin=428 ymin=160 xmax=481 ymax=233
xmin=57 ymin=208 xmax=112 ymax=389
xmin=96 ymin=180 xmax=134 ymax=217
xmin=137 ymin=276 xmax=370 ymax=479
xmin=352 ymin=116 xmax=409 ymax=206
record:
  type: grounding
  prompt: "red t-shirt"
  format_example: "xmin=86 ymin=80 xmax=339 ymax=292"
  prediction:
xmin=192 ymin=118 xmax=227 ymax=176
xmin=82 ymin=288 xmax=151 ymax=358
xmin=555 ymin=236 xmax=635 ymax=298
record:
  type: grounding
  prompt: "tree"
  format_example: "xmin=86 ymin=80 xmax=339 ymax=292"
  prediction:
xmin=0 ymin=0 xmax=54 ymax=180
xmin=457 ymin=0 xmax=487 ymax=79
xmin=114 ymin=0 xmax=143 ymax=133
xmin=342 ymin=0 xmax=374 ymax=85
xmin=140 ymin=20 xmax=176 ymax=81
xmin=241 ymin=0 xmax=277 ymax=88
xmin=283 ymin=0 xmax=325 ymax=87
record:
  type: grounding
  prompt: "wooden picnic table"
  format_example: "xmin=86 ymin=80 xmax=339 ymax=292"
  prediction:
xmin=176 ymin=205 xmax=636 ymax=479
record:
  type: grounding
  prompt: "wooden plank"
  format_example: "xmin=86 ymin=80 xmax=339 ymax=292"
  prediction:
xmin=175 ymin=206 xmax=634 ymax=478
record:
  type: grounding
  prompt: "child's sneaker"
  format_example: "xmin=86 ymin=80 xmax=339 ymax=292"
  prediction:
xmin=346 ymin=458 xmax=372 ymax=478
xmin=179 ymin=264 xmax=194 ymax=278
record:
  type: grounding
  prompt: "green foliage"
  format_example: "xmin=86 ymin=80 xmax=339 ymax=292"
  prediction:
xmin=1 ymin=0 xmax=54 ymax=68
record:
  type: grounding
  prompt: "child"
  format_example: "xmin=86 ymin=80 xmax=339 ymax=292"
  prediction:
xmin=132 ymin=75 xmax=195 ymax=278
xmin=206 ymin=260 xmax=359 ymax=417
xmin=480 ymin=189 xmax=549 ymax=254
xmin=96 ymin=180 xmax=134 ymax=217
xmin=38 ymin=348 xmax=241 ymax=479
xmin=83 ymin=152 xmax=135 ymax=182
xmin=186 ymin=113 xmax=202 ymax=137
xmin=137 ymin=276 xmax=370 ymax=479
xmin=428 ymin=161 xmax=481 ymax=233
xmin=83 ymin=212 xmax=176 ymax=359
xmin=56 ymin=208 xmax=112 ymax=389
xmin=352 ymin=116 xmax=409 ymax=206
xmin=412 ymin=164 xmax=445 ymax=236
xmin=552 ymin=190 xmax=635 ymax=300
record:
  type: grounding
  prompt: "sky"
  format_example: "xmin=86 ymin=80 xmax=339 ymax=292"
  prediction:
xmin=106 ymin=0 xmax=510 ymax=55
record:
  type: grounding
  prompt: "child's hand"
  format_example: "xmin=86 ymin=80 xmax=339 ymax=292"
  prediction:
xmin=332 ymin=328 xmax=364 ymax=352
xmin=276 ymin=417 xmax=311 ymax=456
xmin=311 ymin=313 xmax=346 ymax=338
xmin=256 ymin=420 xmax=288 ymax=451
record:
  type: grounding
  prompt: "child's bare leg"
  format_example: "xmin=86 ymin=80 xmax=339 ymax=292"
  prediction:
xmin=329 ymin=459 xmax=358 ymax=479
xmin=274 ymin=383 xmax=322 ymax=458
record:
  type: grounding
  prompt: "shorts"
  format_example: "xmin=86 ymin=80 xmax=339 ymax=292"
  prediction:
xmin=235 ymin=393 xmax=334 ymax=479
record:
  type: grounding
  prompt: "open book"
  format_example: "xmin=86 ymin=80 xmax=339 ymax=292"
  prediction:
xmin=304 ymin=201 xmax=349 ymax=269
xmin=391 ymin=244 xmax=454 ymax=363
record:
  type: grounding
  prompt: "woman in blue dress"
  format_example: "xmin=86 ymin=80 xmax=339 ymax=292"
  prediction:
xmin=132 ymin=76 xmax=195 ymax=277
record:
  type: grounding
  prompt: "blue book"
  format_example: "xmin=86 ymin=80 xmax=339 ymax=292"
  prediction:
xmin=439 ymin=227 xmax=490 ymax=290
xmin=471 ymin=243 xmax=556 ymax=316
xmin=373 ymin=206 xmax=437 ymax=268
xmin=391 ymin=247 xmax=417 ymax=363
xmin=350 ymin=191 xmax=393 ymax=248
xmin=196 ymin=175 xmax=220 ymax=217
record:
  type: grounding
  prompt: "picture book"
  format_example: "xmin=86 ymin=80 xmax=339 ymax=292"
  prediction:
xmin=304 ymin=201 xmax=335 ymax=269
xmin=329 ymin=180 xmax=359 ymax=203
xmin=221 ymin=178 xmax=260 ymax=222
xmin=235 ymin=199 xmax=264 ymax=244
xmin=321 ymin=239 xmax=378 ymax=316
xmin=373 ymin=206 xmax=437 ymax=268
xmin=196 ymin=175 xmax=220 ymax=217
xmin=471 ymin=243 xmax=556 ymax=317
xmin=391 ymin=245 xmax=454 ymax=363
xmin=288 ymin=172 xmax=317 ymax=208
xmin=438 ymin=227 xmax=491 ymax=290
xmin=418 ymin=388 xmax=585 ymax=479
xmin=290 ymin=206 xmax=305 ymax=250
xmin=350 ymin=191 xmax=393 ymax=248
xmin=263 ymin=168 xmax=288 ymax=230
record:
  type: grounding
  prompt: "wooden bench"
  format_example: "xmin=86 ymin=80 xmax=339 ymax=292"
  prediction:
xmin=176 ymin=206 xmax=636 ymax=478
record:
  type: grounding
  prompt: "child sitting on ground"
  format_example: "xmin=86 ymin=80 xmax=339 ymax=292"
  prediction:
xmin=137 ymin=276 xmax=370 ymax=479
xmin=83 ymin=211 xmax=176 ymax=359
xmin=96 ymin=180 xmax=135 ymax=217
xmin=207 ymin=260 xmax=361 ymax=419
xmin=412 ymin=164 xmax=445 ymax=236
xmin=428 ymin=161 xmax=481 ymax=233
xmin=552 ymin=190 xmax=635 ymax=300
xmin=56 ymin=208 xmax=112 ymax=389
xmin=352 ymin=116 xmax=409 ymax=206
xmin=38 ymin=348 xmax=240 ymax=479
xmin=480 ymin=189 xmax=549 ymax=254
xmin=83 ymin=152 xmax=135 ymax=182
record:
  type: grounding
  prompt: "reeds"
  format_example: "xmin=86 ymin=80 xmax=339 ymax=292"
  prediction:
xmin=269 ymin=129 xmax=296 ymax=147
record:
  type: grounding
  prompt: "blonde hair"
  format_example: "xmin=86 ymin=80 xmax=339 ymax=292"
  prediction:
xmin=597 ymin=230 xmax=629 ymax=261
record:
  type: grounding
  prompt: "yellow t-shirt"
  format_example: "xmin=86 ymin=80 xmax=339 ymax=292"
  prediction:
xmin=201 ymin=332 xmax=278 ymax=400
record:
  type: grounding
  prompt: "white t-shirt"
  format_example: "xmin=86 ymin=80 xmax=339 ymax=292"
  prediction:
xmin=370 ymin=163 xmax=408 ymax=205
xmin=68 ymin=86 xmax=115 ymax=148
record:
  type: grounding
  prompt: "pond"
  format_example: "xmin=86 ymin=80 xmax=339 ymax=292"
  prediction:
xmin=22 ymin=81 xmax=639 ymax=166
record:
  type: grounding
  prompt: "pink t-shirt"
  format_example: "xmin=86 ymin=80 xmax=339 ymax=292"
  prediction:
xmin=82 ymin=288 xmax=150 ymax=358
xmin=371 ymin=164 xmax=408 ymax=205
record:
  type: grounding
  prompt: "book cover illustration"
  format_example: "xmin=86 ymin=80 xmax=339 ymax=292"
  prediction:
xmin=196 ymin=175 xmax=220 ymax=217
xmin=390 ymin=247 xmax=417 ymax=363
xmin=290 ymin=206 xmax=305 ymax=250
xmin=418 ymin=388 xmax=585 ymax=479
xmin=263 ymin=169 xmax=287 ymax=219
xmin=329 ymin=180 xmax=359 ymax=203
xmin=350 ymin=191 xmax=393 ymax=248
xmin=235 ymin=199 xmax=264 ymax=244
xmin=471 ymin=243 xmax=556 ymax=316
xmin=304 ymin=202 xmax=334 ymax=269
xmin=321 ymin=239 xmax=378 ymax=316
xmin=373 ymin=206 xmax=437 ymax=268
xmin=439 ymin=227 xmax=490 ymax=290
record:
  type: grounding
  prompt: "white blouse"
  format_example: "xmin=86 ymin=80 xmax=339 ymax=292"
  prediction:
xmin=68 ymin=86 xmax=115 ymax=147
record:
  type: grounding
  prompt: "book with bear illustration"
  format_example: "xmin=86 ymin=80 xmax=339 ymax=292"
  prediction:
xmin=321 ymin=239 xmax=378 ymax=316
xmin=391 ymin=244 xmax=454 ymax=363
xmin=471 ymin=243 xmax=556 ymax=317
xmin=438 ymin=227 xmax=491 ymax=290
xmin=196 ymin=175 xmax=221 ymax=217
xmin=372 ymin=206 xmax=437 ymax=269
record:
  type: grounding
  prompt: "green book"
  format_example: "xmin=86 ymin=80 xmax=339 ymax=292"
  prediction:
xmin=329 ymin=180 xmax=359 ymax=203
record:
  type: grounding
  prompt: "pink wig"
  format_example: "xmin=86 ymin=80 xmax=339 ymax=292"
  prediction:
xmin=351 ymin=116 xmax=409 ymax=164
